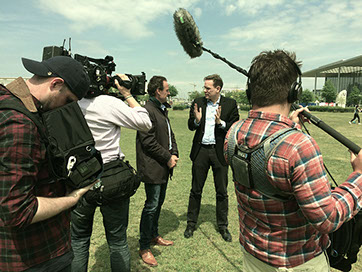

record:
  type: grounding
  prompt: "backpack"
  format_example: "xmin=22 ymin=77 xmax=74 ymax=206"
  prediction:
xmin=0 ymin=83 xmax=103 ymax=189
xmin=226 ymin=122 xmax=362 ymax=272
xmin=83 ymin=158 xmax=141 ymax=205
xmin=226 ymin=122 xmax=297 ymax=201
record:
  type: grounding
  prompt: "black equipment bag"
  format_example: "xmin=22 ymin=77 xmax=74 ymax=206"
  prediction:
xmin=327 ymin=203 xmax=362 ymax=271
xmin=84 ymin=158 xmax=141 ymax=206
xmin=0 ymin=98 xmax=103 ymax=189
xmin=41 ymin=101 xmax=103 ymax=188
xmin=226 ymin=123 xmax=362 ymax=272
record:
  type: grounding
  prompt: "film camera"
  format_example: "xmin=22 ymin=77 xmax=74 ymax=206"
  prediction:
xmin=42 ymin=42 xmax=147 ymax=98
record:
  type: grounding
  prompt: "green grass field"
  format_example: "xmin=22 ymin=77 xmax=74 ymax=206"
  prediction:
xmin=86 ymin=110 xmax=362 ymax=271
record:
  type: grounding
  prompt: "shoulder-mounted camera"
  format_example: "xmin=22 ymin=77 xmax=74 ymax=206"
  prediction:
xmin=42 ymin=39 xmax=147 ymax=99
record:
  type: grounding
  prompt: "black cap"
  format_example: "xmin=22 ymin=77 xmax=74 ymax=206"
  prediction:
xmin=22 ymin=56 xmax=90 ymax=99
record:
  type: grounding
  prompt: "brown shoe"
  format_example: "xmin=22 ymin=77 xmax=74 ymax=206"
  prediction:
xmin=139 ymin=249 xmax=158 ymax=267
xmin=151 ymin=236 xmax=174 ymax=246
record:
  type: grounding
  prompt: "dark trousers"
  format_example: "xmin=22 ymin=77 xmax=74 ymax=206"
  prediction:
xmin=139 ymin=182 xmax=168 ymax=250
xmin=24 ymin=251 xmax=73 ymax=272
xmin=71 ymin=197 xmax=130 ymax=272
xmin=187 ymin=146 xmax=229 ymax=230
xmin=351 ymin=113 xmax=360 ymax=123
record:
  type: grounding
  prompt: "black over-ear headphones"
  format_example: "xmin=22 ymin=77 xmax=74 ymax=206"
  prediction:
xmin=246 ymin=56 xmax=303 ymax=104
xmin=288 ymin=61 xmax=303 ymax=103
xmin=246 ymin=77 xmax=252 ymax=102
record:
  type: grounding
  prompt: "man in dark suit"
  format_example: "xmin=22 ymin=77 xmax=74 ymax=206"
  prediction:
xmin=184 ymin=74 xmax=239 ymax=242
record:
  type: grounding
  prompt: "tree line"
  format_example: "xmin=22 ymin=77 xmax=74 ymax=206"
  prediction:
xmin=188 ymin=80 xmax=361 ymax=106
xmin=135 ymin=81 xmax=361 ymax=107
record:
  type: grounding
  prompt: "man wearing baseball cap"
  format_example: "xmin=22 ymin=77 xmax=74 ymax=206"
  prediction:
xmin=0 ymin=56 xmax=92 ymax=272
xmin=21 ymin=55 xmax=90 ymax=109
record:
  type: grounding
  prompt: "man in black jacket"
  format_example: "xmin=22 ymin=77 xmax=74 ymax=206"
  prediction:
xmin=136 ymin=75 xmax=179 ymax=267
xmin=184 ymin=74 xmax=239 ymax=242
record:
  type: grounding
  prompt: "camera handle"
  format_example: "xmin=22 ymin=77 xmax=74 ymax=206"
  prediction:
xmin=112 ymin=75 xmax=132 ymax=90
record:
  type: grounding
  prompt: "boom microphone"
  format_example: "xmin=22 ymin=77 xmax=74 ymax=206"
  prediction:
xmin=173 ymin=8 xmax=203 ymax=58
xmin=292 ymin=104 xmax=361 ymax=155
xmin=173 ymin=8 xmax=248 ymax=77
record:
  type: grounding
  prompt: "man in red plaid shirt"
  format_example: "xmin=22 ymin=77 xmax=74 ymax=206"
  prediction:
xmin=224 ymin=50 xmax=362 ymax=271
xmin=0 ymin=56 xmax=94 ymax=272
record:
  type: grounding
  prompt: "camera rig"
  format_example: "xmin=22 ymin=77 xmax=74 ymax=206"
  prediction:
xmin=42 ymin=39 xmax=147 ymax=98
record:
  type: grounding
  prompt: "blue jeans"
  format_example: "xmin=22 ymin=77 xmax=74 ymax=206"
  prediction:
xmin=139 ymin=182 xmax=168 ymax=250
xmin=71 ymin=197 xmax=130 ymax=272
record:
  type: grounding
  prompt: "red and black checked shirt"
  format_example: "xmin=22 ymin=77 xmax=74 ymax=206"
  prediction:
xmin=0 ymin=79 xmax=71 ymax=272
xmin=224 ymin=110 xmax=362 ymax=268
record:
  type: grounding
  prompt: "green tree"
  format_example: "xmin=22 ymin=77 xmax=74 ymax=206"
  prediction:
xmin=225 ymin=90 xmax=249 ymax=105
xmin=237 ymin=91 xmax=249 ymax=105
xmin=169 ymin=85 xmax=178 ymax=97
xmin=136 ymin=94 xmax=149 ymax=103
xmin=225 ymin=90 xmax=237 ymax=100
xmin=188 ymin=90 xmax=203 ymax=101
xmin=321 ymin=80 xmax=337 ymax=103
xmin=347 ymin=86 xmax=361 ymax=106
xmin=347 ymin=82 xmax=362 ymax=97
xmin=299 ymin=88 xmax=315 ymax=105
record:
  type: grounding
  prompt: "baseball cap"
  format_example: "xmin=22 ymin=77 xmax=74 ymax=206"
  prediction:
xmin=22 ymin=56 xmax=90 ymax=99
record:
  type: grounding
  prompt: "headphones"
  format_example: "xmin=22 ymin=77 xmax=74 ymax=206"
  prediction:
xmin=288 ymin=61 xmax=303 ymax=103
xmin=246 ymin=57 xmax=303 ymax=104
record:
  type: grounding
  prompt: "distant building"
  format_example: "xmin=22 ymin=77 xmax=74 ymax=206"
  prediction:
xmin=302 ymin=55 xmax=362 ymax=94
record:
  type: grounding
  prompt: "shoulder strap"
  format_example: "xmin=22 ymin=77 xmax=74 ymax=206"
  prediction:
xmin=1 ymin=78 xmax=47 ymax=141
xmin=226 ymin=120 xmax=245 ymax=165
xmin=263 ymin=128 xmax=297 ymax=159
xmin=6 ymin=77 xmax=38 ymax=112
xmin=229 ymin=123 xmax=300 ymax=201
xmin=251 ymin=128 xmax=299 ymax=201
xmin=0 ymin=100 xmax=47 ymax=142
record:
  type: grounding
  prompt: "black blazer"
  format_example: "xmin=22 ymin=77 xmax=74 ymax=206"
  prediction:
xmin=188 ymin=95 xmax=239 ymax=166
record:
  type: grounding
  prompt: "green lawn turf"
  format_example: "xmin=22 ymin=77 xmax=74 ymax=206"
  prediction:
xmin=87 ymin=109 xmax=362 ymax=271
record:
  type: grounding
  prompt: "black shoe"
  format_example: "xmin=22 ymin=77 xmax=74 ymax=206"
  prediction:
xmin=219 ymin=229 xmax=232 ymax=242
xmin=184 ymin=226 xmax=195 ymax=239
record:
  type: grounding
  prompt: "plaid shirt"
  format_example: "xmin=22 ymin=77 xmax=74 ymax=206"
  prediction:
xmin=0 ymin=79 xmax=71 ymax=272
xmin=224 ymin=110 xmax=362 ymax=268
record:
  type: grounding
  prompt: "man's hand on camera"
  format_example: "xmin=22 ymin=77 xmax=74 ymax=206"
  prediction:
xmin=114 ymin=74 xmax=132 ymax=97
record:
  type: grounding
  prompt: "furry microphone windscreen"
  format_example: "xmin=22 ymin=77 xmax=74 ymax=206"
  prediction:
xmin=173 ymin=8 xmax=203 ymax=58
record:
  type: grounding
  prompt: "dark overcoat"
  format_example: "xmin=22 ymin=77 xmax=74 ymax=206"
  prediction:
xmin=136 ymin=99 xmax=178 ymax=184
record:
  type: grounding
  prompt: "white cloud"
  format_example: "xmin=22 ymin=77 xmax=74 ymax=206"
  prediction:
xmin=219 ymin=0 xmax=284 ymax=15
xmin=75 ymin=40 xmax=110 ymax=57
xmin=225 ymin=5 xmax=236 ymax=16
xmin=37 ymin=0 xmax=201 ymax=39
xmin=166 ymin=51 xmax=179 ymax=56
xmin=220 ymin=0 xmax=362 ymax=59
xmin=193 ymin=7 xmax=203 ymax=18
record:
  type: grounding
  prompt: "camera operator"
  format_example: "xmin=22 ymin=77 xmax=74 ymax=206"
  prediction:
xmin=70 ymin=74 xmax=152 ymax=272
xmin=0 ymin=56 xmax=93 ymax=272
xmin=224 ymin=50 xmax=362 ymax=271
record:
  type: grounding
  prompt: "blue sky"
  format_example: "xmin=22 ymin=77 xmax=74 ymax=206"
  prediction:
xmin=1 ymin=0 xmax=362 ymax=98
